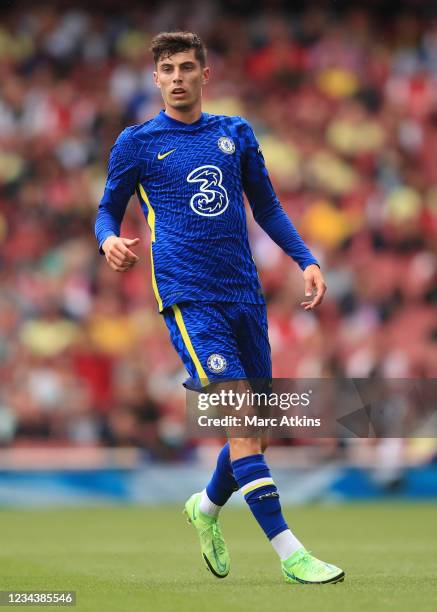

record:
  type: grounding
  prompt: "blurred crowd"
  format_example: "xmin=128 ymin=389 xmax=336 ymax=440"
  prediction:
xmin=0 ymin=0 xmax=436 ymax=455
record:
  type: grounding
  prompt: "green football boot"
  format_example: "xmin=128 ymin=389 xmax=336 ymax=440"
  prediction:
xmin=183 ymin=492 xmax=230 ymax=578
xmin=282 ymin=547 xmax=345 ymax=585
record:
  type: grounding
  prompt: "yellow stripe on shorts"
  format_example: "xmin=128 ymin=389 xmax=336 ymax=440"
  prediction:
xmin=172 ymin=304 xmax=209 ymax=385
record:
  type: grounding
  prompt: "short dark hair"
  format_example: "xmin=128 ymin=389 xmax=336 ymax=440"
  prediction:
xmin=150 ymin=31 xmax=207 ymax=67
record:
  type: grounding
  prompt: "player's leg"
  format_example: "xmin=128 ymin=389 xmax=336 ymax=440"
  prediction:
xmin=229 ymin=433 xmax=344 ymax=584
xmin=231 ymin=304 xmax=345 ymax=584
xmin=229 ymin=425 xmax=305 ymax=567
xmin=168 ymin=304 xmax=243 ymax=517
xmin=200 ymin=441 xmax=238 ymax=517
xmin=162 ymin=302 xmax=244 ymax=578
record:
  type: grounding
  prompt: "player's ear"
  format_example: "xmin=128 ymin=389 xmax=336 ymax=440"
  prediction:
xmin=202 ymin=66 xmax=210 ymax=86
xmin=153 ymin=70 xmax=161 ymax=88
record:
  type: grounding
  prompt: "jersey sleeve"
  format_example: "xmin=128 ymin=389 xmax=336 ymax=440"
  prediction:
xmin=241 ymin=120 xmax=319 ymax=271
xmin=94 ymin=128 xmax=140 ymax=253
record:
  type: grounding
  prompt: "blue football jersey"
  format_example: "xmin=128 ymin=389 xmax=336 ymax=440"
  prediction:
xmin=95 ymin=110 xmax=318 ymax=311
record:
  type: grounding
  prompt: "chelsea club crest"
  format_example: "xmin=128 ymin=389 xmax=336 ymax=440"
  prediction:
xmin=207 ymin=353 xmax=227 ymax=374
xmin=218 ymin=136 xmax=235 ymax=154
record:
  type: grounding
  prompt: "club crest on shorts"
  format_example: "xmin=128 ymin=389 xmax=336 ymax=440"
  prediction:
xmin=207 ymin=353 xmax=227 ymax=374
xmin=218 ymin=136 xmax=235 ymax=154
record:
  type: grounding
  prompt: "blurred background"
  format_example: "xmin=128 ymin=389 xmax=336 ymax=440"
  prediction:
xmin=0 ymin=0 xmax=436 ymax=505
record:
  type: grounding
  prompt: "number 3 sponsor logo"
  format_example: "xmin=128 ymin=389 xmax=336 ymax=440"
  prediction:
xmin=187 ymin=165 xmax=229 ymax=217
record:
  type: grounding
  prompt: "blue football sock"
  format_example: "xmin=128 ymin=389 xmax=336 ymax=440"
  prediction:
xmin=206 ymin=442 xmax=239 ymax=506
xmin=231 ymin=453 xmax=288 ymax=540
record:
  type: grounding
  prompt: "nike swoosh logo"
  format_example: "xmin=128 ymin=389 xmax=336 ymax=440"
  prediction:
xmin=283 ymin=569 xmax=311 ymax=584
xmin=211 ymin=540 xmax=227 ymax=574
xmin=283 ymin=568 xmax=344 ymax=584
xmin=157 ymin=149 xmax=176 ymax=160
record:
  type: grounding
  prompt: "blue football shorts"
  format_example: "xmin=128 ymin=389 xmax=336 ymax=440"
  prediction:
xmin=162 ymin=301 xmax=272 ymax=389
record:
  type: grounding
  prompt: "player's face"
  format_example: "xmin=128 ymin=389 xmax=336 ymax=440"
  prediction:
xmin=154 ymin=50 xmax=209 ymax=111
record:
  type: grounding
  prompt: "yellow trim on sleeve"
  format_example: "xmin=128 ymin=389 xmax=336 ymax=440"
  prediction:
xmin=172 ymin=304 xmax=209 ymax=384
xmin=139 ymin=184 xmax=155 ymax=241
xmin=138 ymin=183 xmax=162 ymax=311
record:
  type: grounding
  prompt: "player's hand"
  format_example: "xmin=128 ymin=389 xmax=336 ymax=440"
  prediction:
xmin=301 ymin=264 xmax=327 ymax=310
xmin=102 ymin=236 xmax=140 ymax=272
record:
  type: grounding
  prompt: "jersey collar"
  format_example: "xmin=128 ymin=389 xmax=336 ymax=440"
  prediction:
xmin=158 ymin=109 xmax=206 ymax=129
